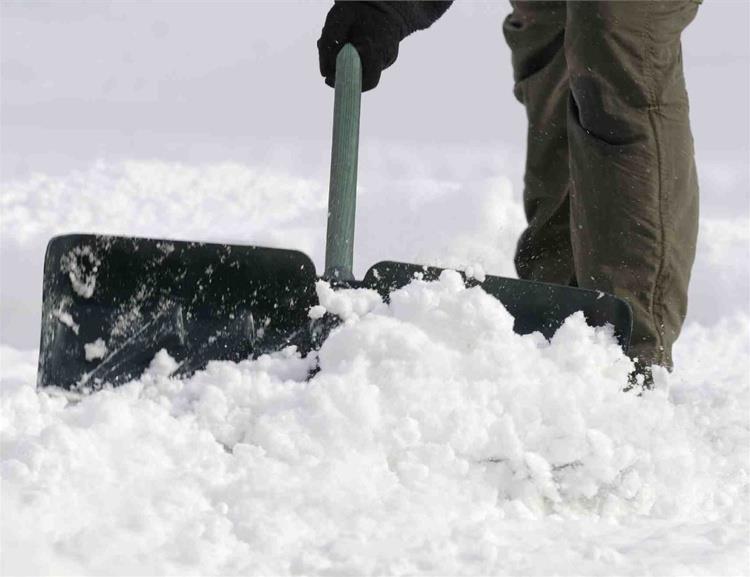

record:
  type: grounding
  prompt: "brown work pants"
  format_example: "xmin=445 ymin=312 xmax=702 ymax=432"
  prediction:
xmin=503 ymin=1 xmax=699 ymax=368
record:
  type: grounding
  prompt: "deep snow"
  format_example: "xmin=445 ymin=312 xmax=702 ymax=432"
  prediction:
xmin=1 ymin=158 xmax=749 ymax=575
xmin=2 ymin=277 xmax=749 ymax=575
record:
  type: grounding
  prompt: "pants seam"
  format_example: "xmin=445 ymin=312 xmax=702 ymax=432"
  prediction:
xmin=644 ymin=12 xmax=668 ymax=367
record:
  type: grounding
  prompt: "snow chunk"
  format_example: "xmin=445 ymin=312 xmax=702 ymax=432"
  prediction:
xmin=145 ymin=348 xmax=179 ymax=378
xmin=54 ymin=308 xmax=79 ymax=335
xmin=464 ymin=263 xmax=486 ymax=282
xmin=83 ymin=338 xmax=107 ymax=361
xmin=314 ymin=280 xmax=383 ymax=321
xmin=60 ymin=245 xmax=100 ymax=299
xmin=308 ymin=305 xmax=327 ymax=320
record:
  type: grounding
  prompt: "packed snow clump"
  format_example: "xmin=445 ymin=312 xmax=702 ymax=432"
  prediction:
xmin=3 ymin=272 xmax=747 ymax=575
xmin=83 ymin=338 xmax=107 ymax=361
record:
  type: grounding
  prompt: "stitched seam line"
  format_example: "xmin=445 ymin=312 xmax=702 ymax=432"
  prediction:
xmin=645 ymin=13 xmax=668 ymax=367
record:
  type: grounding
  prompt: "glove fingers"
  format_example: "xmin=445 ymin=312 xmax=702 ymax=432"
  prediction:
xmin=351 ymin=33 xmax=398 ymax=92
xmin=320 ymin=30 xmax=382 ymax=92
xmin=317 ymin=3 xmax=402 ymax=92
xmin=317 ymin=5 xmax=353 ymax=81
xmin=347 ymin=37 xmax=378 ymax=92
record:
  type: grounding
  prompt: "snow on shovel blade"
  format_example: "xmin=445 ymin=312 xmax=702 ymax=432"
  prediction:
xmin=362 ymin=262 xmax=633 ymax=351
xmin=37 ymin=234 xmax=318 ymax=391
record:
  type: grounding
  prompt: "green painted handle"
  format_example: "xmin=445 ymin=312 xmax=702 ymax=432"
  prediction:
xmin=324 ymin=43 xmax=361 ymax=281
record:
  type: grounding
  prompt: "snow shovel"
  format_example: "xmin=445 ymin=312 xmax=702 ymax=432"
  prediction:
xmin=37 ymin=44 xmax=632 ymax=392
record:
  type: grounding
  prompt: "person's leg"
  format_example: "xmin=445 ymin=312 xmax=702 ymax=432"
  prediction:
xmin=503 ymin=1 xmax=575 ymax=286
xmin=565 ymin=1 xmax=700 ymax=369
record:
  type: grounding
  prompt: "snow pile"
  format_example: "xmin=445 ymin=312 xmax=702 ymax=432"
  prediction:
xmin=0 ymin=159 xmax=327 ymax=249
xmin=2 ymin=157 xmax=749 ymax=574
xmin=3 ymin=272 xmax=748 ymax=575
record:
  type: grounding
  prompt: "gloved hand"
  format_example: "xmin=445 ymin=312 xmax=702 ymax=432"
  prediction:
xmin=317 ymin=2 xmax=405 ymax=92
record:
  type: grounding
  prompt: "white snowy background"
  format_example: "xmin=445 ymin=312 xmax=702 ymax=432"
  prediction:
xmin=1 ymin=1 xmax=749 ymax=575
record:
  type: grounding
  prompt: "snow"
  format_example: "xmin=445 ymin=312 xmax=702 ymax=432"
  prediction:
xmin=314 ymin=279 xmax=383 ymax=321
xmin=84 ymin=338 xmax=108 ymax=362
xmin=1 ymin=282 xmax=748 ymax=575
xmin=53 ymin=307 xmax=79 ymax=335
xmin=0 ymin=155 xmax=748 ymax=575
xmin=1 ymin=3 xmax=748 ymax=570
xmin=60 ymin=245 xmax=100 ymax=299
xmin=464 ymin=263 xmax=487 ymax=282
xmin=1 ymin=155 xmax=748 ymax=576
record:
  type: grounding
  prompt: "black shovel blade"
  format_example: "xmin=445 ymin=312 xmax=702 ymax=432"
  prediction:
xmin=362 ymin=261 xmax=633 ymax=351
xmin=38 ymin=234 xmax=318 ymax=391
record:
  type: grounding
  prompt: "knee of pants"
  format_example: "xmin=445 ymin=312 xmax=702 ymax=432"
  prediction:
xmin=567 ymin=75 xmax=648 ymax=147
xmin=564 ymin=1 xmax=695 ymax=146
xmin=564 ymin=20 xmax=650 ymax=145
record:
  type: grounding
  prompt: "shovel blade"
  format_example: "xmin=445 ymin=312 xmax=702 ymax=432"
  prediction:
xmin=38 ymin=234 xmax=318 ymax=391
xmin=362 ymin=261 xmax=633 ymax=351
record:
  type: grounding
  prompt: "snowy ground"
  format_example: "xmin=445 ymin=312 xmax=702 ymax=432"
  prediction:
xmin=2 ymin=2 xmax=750 ymax=575
xmin=2 ymin=157 xmax=749 ymax=576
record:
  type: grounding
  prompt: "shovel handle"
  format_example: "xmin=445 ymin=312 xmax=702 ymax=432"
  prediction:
xmin=324 ymin=43 xmax=361 ymax=281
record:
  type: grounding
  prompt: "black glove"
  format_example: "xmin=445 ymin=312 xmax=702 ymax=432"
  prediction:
xmin=317 ymin=2 xmax=405 ymax=92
